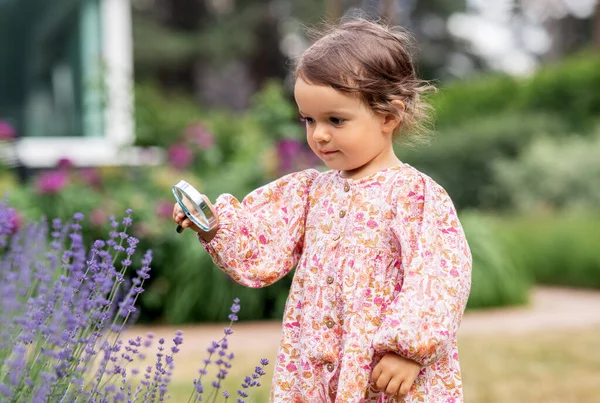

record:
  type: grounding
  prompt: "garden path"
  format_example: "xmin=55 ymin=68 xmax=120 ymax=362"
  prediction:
xmin=124 ymin=287 xmax=600 ymax=356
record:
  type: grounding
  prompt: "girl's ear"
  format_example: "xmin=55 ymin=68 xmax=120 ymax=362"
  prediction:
xmin=381 ymin=100 xmax=405 ymax=134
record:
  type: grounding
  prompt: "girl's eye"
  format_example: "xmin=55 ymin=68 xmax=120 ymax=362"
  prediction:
xmin=300 ymin=116 xmax=315 ymax=125
xmin=329 ymin=117 xmax=345 ymax=125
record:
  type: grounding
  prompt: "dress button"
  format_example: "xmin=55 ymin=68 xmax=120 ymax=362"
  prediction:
xmin=344 ymin=183 xmax=350 ymax=192
xmin=326 ymin=362 xmax=335 ymax=372
xmin=339 ymin=210 xmax=346 ymax=218
xmin=326 ymin=319 xmax=335 ymax=328
xmin=326 ymin=276 xmax=334 ymax=284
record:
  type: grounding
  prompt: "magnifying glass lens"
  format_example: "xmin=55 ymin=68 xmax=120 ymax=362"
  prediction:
xmin=172 ymin=181 xmax=217 ymax=233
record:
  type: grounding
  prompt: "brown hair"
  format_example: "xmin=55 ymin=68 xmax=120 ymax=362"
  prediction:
xmin=294 ymin=18 xmax=436 ymax=144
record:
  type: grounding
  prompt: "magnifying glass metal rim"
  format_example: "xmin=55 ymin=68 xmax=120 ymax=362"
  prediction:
xmin=172 ymin=180 xmax=217 ymax=233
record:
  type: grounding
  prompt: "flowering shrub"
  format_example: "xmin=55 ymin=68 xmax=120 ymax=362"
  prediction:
xmin=5 ymin=80 xmax=319 ymax=325
xmin=0 ymin=203 xmax=268 ymax=402
xmin=0 ymin=119 xmax=16 ymax=140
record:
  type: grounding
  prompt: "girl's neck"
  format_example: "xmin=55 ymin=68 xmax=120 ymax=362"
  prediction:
xmin=340 ymin=149 xmax=402 ymax=180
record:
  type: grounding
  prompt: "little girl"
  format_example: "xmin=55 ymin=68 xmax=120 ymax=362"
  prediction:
xmin=174 ymin=18 xmax=472 ymax=403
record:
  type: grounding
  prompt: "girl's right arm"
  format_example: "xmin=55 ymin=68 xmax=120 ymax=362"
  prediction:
xmin=198 ymin=169 xmax=319 ymax=288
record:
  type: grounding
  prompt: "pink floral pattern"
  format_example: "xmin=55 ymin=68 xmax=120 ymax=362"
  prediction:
xmin=199 ymin=164 xmax=472 ymax=402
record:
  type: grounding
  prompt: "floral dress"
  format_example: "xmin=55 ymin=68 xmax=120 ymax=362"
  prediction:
xmin=199 ymin=163 xmax=472 ymax=402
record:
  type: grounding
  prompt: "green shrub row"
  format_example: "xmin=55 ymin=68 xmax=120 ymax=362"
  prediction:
xmin=396 ymin=111 xmax=568 ymax=210
xmin=493 ymin=129 xmax=600 ymax=211
xmin=432 ymin=52 xmax=600 ymax=132
xmin=461 ymin=213 xmax=532 ymax=310
xmin=489 ymin=212 xmax=600 ymax=289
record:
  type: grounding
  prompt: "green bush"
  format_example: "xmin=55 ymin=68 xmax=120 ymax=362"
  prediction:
xmin=432 ymin=52 xmax=600 ymax=132
xmin=397 ymin=112 xmax=567 ymax=210
xmin=431 ymin=74 xmax=521 ymax=129
xmin=461 ymin=213 xmax=531 ymax=310
xmin=489 ymin=212 xmax=600 ymax=289
xmin=493 ymin=128 xmax=600 ymax=211
xmin=520 ymin=52 xmax=600 ymax=131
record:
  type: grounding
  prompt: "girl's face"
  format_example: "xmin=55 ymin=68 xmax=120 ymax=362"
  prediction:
xmin=294 ymin=77 xmax=400 ymax=180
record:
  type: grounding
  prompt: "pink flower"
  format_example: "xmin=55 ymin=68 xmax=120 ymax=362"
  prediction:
xmin=56 ymin=158 xmax=74 ymax=170
xmin=167 ymin=143 xmax=194 ymax=170
xmin=80 ymin=168 xmax=102 ymax=189
xmin=276 ymin=139 xmax=302 ymax=173
xmin=90 ymin=208 xmax=107 ymax=227
xmin=184 ymin=123 xmax=214 ymax=149
xmin=0 ymin=120 xmax=16 ymax=139
xmin=35 ymin=170 xmax=68 ymax=194
xmin=286 ymin=363 xmax=297 ymax=372
xmin=275 ymin=138 xmax=319 ymax=174
xmin=450 ymin=268 xmax=459 ymax=277
xmin=133 ymin=222 xmax=151 ymax=238
xmin=155 ymin=200 xmax=174 ymax=219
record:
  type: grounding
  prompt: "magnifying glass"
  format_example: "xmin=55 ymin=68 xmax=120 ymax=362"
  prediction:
xmin=172 ymin=180 xmax=217 ymax=233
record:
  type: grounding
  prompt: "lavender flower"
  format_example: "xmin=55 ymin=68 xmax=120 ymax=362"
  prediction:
xmin=0 ymin=201 xmax=269 ymax=402
xmin=188 ymin=297 xmax=269 ymax=403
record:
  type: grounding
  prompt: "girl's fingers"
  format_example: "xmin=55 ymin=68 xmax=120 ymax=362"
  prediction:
xmin=374 ymin=372 xmax=392 ymax=392
xmin=370 ymin=364 xmax=382 ymax=383
xmin=385 ymin=378 xmax=402 ymax=397
xmin=398 ymin=376 xmax=414 ymax=397
xmin=173 ymin=203 xmax=183 ymax=222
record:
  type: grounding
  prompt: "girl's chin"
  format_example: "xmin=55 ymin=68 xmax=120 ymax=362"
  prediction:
xmin=321 ymin=160 xmax=343 ymax=170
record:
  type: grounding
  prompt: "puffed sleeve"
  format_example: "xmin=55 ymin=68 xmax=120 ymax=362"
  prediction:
xmin=371 ymin=173 xmax=472 ymax=366
xmin=198 ymin=169 xmax=319 ymax=288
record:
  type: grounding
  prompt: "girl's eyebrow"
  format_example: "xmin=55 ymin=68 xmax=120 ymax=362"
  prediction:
xmin=298 ymin=109 xmax=350 ymax=116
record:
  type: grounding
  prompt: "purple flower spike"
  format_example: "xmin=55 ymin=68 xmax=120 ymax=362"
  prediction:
xmin=0 ymin=220 xmax=265 ymax=402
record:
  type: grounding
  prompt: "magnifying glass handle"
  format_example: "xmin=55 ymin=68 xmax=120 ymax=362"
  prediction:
xmin=176 ymin=224 xmax=184 ymax=233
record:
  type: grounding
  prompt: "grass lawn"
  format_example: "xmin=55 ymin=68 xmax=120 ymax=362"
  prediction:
xmin=460 ymin=326 xmax=600 ymax=403
xmin=149 ymin=325 xmax=600 ymax=402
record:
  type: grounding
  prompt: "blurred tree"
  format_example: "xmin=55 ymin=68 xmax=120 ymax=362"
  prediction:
xmin=406 ymin=0 xmax=473 ymax=79
xmin=512 ymin=0 xmax=599 ymax=64
xmin=133 ymin=0 xmax=307 ymax=108
xmin=326 ymin=0 xmax=343 ymax=21
xmin=131 ymin=0 xmax=476 ymax=108
xmin=131 ymin=0 xmax=600 ymax=111
xmin=594 ymin=0 xmax=600 ymax=49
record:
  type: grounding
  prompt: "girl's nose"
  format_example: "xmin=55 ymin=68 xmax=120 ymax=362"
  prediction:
xmin=312 ymin=125 xmax=331 ymax=142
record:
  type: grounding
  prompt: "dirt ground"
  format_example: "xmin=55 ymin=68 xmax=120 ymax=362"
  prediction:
xmin=122 ymin=286 xmax=600 ymax=368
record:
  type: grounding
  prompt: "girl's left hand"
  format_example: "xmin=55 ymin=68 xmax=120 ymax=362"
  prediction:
xmin=371 ymin=352 xmax=421 ymax=398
